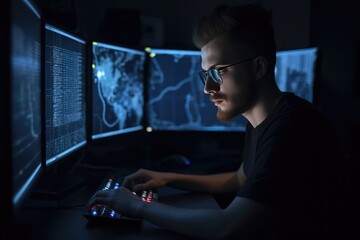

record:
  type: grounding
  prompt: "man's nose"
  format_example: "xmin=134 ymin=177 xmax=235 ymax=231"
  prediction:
xmin=203 ymin=76 xmax=220 ymax=95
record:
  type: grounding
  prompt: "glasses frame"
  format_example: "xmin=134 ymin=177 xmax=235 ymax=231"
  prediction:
xmin=198 ymin=57 xmax=256 ymax=85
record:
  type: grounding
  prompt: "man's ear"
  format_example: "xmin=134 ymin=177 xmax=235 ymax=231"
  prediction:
xmin=254 ymin=56 xmax=267 ymax=80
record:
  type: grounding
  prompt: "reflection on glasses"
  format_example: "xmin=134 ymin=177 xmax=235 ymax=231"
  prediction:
xmin=198 ymin=57 xmax=256 ymax=85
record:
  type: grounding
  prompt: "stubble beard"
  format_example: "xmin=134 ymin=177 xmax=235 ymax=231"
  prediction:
xmin=216 ymin=91 xmax=255 ymax=122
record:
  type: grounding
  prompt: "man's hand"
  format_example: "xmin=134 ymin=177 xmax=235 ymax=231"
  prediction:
xmin=87 ymin=187 xmax=145 ymax=218
xmin=122 ymin=168 xmax=169 ymax=192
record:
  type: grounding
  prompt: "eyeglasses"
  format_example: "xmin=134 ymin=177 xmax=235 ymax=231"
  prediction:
xmin=198 ymin=57 xmax=256 ymax=85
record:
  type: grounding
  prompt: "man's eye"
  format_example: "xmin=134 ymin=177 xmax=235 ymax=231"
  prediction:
xmin=218 ymin=69 xmax=225 ymax=74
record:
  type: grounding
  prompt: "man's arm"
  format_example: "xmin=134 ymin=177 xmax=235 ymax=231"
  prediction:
xmin=140 ymin=196 xmax=266 ymax=239
xmin=88 ymin=186 xmax=266 ymax=239
xmin=166 ymin=163 xmax=246 ymax=194
xmin=123 ymin=164 xmax=246 ymax=195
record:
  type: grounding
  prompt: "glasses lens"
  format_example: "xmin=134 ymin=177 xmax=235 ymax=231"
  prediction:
xmin=198 ymin=72 xmax=207 ymax=85
xmin=209 ymin=69 xmax=222 ymax=84
xmin=198 ymin=69 xmax=222 ymax=85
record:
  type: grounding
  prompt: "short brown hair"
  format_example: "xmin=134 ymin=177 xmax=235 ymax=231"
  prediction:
xmin=192 ymin=4 xmax=276 ymax=70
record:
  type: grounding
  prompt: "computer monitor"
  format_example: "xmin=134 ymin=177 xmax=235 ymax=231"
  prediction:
xmin=44 ymin=24 xmax=87 ymax=167
xmin=1 ymin=0 xmax=43 ymax=222
xmin=275 ymin=47 xmax=319 ymax=103
xmin=145 ymin=48 xmax=248 ymax=132
xmin=91 ymin=42 xmax=145 ymax=140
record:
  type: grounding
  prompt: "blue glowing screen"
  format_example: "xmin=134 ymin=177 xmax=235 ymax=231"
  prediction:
xmin=44 ymin=25 xmax=87 ymax=165
xmin=275 ymin=47 xmax=318 ymax=103
xmin=92 ymin=42 xmax=145 ymax=139
xmin=11 ymin=0 xmax=42 ymax=205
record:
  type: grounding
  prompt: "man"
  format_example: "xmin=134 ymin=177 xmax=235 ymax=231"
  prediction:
xmin=88 ymin=4 xmax=341 ymax=239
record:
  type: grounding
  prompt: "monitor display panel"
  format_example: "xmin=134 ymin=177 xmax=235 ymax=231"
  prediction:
xmin=275 ymin=47 xmax=318 ymax=103
xmin=146 ymin=48 xmax=248 ymax=132
xmin=9 ymin=0 xmax=42 ymax=212
xmin=91 ymin=42 xmax=145 ymax=139
xmin=44 ymin=24 xmax=87 ymax=166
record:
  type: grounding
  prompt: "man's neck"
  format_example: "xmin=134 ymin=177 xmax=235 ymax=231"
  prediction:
xmin=243 ymin=83 xmax=283 ymax=128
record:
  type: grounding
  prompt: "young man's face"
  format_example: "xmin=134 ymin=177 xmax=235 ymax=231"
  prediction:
xmin=200 ymin=35 xmax=257 ymax=122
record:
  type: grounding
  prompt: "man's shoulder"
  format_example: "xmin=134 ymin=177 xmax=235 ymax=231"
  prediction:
xmin=277 ymin=93 xmax=325 ymax=122
xmin=279 ymin=93 xmax=316 ymax=112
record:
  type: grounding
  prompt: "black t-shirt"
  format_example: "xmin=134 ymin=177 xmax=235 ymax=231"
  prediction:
xmin=237 ymin=93 xmax=341 ymax=239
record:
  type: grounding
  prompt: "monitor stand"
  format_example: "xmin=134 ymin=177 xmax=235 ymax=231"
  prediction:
xmin=31 ymin=170 xmax=85 ymax=200
xmin=31 ymin=154 xmax=86 ymax=201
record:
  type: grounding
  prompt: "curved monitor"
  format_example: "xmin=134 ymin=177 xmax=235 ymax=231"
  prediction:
xmin=1 ymin=0 xmax=43 ymax=220
xmin=44 ymin=24 xmax=87 ymax=166
xmin=146 ymin=48 xmax=248 ymax=132
xmin=91 ymin=42 xmax=145 ymax=139
xmin=275 ymin=47 xmax=318 ymax=103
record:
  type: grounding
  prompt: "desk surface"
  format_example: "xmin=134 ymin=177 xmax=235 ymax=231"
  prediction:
xmin=10 ymin=169 xmax=221 ymax=240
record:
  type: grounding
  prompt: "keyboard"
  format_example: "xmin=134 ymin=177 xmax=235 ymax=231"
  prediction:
xmin=84 ymin=176 xmax=158 ymax=223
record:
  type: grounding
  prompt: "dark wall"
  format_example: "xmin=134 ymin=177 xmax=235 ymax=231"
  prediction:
xmin=310 ymin=3 xmax=360 ymax=224
xmin=310 ymin=0 xmax=360 ymax=160
xmin=72 ymin=0 xmax=311 ymax=49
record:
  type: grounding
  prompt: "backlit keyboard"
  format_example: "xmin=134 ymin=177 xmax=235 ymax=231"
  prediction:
xmin=85 ymin=177 xmax=158 ymax=222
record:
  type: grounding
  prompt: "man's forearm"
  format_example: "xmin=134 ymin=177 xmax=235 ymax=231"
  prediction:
xmin=138 ymin=196 xmax=265 ymax=239
xmin=164 ymin=171 xmax=240 ymax=194
xmin=140 ymin=201 xmax=228 ymax=239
